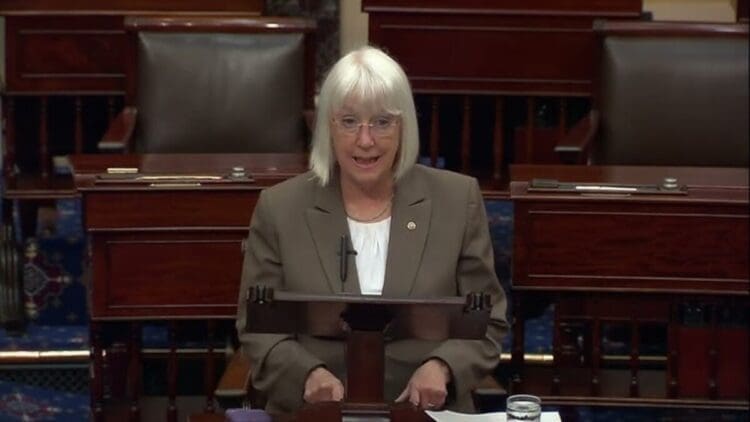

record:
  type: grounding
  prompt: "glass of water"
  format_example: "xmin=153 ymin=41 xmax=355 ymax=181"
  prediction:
xmin=506 ymin=394 xmax=541 ymax=422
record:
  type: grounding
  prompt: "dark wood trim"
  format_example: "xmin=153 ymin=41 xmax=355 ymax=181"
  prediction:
xmin=539 ymin=395 xmax=749 ymax=409
xmin=4 ymin=15 xmax=128 ymax=93
xmin=362 ymin=0 xmax=643 ymax=16
xmin=739 ymin=0 xmax=749 ymax=22
xmin=123 ymin=16 xmax=316 ymax=33
xmin=595 ymin=20 xmax=749 ymax=37
xmin=0 ymin=0 xmax=263 ymax=14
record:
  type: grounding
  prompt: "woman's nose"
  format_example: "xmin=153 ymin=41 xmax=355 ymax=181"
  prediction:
xmin=355 ymin=125 xmax=375 ymax=147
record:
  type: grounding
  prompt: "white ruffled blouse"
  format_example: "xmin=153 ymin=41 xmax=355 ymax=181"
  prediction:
xmin=346 ymin=217 xmax=391 ymax=295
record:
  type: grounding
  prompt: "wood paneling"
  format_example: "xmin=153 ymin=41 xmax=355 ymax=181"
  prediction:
xmin=84 ymin=190 xmax=258 ymax=229
xmin=92 ymin=233 xmax=244 ymax=318
xmin=518 ymin=207 xmax=748 ymax=293
xmin=364 ymin=0 xmax=643 ymax=96
xmin=0 ymin=0 xmax=263 ymax=13
xmin=5 ymin=16 xmax=127 ymax=93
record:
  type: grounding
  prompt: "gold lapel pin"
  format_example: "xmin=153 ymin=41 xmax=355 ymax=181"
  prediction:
xmin=407 ymin=221 xmax=417 ymax=231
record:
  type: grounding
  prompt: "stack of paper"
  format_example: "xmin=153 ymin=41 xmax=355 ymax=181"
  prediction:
xmin=426 ymin=410 xmax=562 ymax=422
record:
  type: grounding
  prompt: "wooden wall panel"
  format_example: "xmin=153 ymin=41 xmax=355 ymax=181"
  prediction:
xmin=370 ymin=14 xmax=596 ymax=96
xmin=5 ymin=16 xmax=126 ymax=93
xmin=364 ymin=0 xmax=643 ymax=96
xmin=0 ymin=0 xmax=263 ymax=13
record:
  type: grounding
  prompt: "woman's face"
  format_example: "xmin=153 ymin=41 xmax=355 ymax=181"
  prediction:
xmin=331 ymin=101 xmax=400 ymax=192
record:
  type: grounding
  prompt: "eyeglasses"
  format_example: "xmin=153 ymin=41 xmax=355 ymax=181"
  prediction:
xmin=332 ymin=115 xmax=399 ymax=138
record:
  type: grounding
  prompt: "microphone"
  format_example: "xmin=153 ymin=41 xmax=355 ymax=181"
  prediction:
xmin=338 ymin=235 xmax=357 ymax=288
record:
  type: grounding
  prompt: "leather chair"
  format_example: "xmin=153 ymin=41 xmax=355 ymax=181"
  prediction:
xmin=556 ymin=21 xmax=749 ymax=166
xmin=100 ymin=16 xmax=316 ymax=153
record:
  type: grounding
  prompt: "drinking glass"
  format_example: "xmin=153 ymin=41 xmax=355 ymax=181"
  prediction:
xmin=506 ymin=394 xmax=541 ymax=422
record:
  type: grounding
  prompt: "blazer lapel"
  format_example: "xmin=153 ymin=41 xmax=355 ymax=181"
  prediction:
xmin=383 ymin=168 xmax=431 ymax=297
xmin=305 ymin=178 xmax=361 ymax=294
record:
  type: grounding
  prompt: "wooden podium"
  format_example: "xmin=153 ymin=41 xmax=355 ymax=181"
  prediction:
xmin=245 ymin=286 xmax=492 ymax=420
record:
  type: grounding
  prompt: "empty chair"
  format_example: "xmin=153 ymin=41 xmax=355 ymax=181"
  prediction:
xmin=100 ymin=16 xmax=316 ymax=153
xmin=557 ymin=21 xmax=748 ymax=167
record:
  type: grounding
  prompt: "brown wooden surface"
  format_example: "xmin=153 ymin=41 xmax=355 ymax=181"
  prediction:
xmin=511 ymin=164 xmax=749 ymax=188
xmin=70 ymin=153 xmax=307 ymax=319
xmin=2 ymin=174 xmax=77 ymax=199
xmin=2 ymin=12 xmax=266 ymax=94
xmin=362 ymin=0 xmax=642 ymax=13
xmin=509 ymin=165 xmax=749 ymax=406
xmin=363 ymin=0 xmax=642 ymax=96
xmin=511 ymin=165 xmax=748 ymax=294
xmin=71 ymin=153 xmax=307 ymax=182
xmin=215 ymin=352 xmax=251 ymax=398
xmin=245 ymin=291 xmax=489 ymax=408
xmin=4 ymin=15 xmax=127 ymax=93
xmin=0 ymin=0 xmax=263 ymax=13
xmin=594 ymin=20 xmax=749 ymax=37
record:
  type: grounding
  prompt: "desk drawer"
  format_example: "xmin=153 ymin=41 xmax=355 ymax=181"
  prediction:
xmin=84 ymin=190 xmax=258 ymax=229
xmin=513 ymin=202 xmax=749 ymax=293
xmin=90 ymin=231 xmax=245 ymax=319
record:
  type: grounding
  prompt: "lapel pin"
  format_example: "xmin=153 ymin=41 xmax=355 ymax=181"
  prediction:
xmin=407 ymin=221 xmax=417 ymax=231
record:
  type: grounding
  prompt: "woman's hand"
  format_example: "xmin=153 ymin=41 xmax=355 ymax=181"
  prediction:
xmin=303 ymin=367 xmax=345 ymax=404
xmin=395 ymin=358 xmax=451 ymax=410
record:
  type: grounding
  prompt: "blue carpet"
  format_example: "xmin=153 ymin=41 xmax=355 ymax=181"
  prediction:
xmin=0 ymin=381 xmax=88 ymax=422
xmin=0 ymin=325 xmax=87 ymax=351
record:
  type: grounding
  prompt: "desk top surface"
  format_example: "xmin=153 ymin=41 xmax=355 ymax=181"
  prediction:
xmin=511 ymin=164 xmax=748 ymax=186
xmin=69 ymin=153 xmax=309 ymax=190
xmin=510 ymin=164 xmax=748 ymax=204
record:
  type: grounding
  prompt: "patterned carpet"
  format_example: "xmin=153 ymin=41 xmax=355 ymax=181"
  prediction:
xmin=0 ymin=381 xmax=88 ymax=422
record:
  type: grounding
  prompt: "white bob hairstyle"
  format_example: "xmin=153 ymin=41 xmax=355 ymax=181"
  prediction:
xmin=309 ymin=46 xmax=420 ymax=186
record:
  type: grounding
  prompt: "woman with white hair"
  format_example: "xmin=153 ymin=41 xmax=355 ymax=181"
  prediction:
xmin=236 ymin=46 xmax=508 ymax=414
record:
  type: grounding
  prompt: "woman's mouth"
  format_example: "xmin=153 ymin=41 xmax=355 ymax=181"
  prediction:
xmin=353 ymin=156 xmax=380 ymax=167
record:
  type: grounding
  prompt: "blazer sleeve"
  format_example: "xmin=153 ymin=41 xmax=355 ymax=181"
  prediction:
xmin=236 ymin=189 xmax=325 ymax=412
xmin=426 ymin=178 xmax=509 ymax=402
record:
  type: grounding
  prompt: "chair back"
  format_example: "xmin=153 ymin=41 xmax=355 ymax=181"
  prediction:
xmin=125 ymin=16 xmax=316 ymax=153
xmin=593 ymin=21 xmax=748 ymax=166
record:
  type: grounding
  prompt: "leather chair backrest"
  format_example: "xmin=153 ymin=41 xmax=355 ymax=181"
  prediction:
xmin=134 ymin=27 xmax=308 ymax=153
xmin=594 ymin=24 xmax=748 ymax=166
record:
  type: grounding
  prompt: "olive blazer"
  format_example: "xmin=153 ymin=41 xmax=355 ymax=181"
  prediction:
xmin=236 ymin=164 xmax=508 ymax=414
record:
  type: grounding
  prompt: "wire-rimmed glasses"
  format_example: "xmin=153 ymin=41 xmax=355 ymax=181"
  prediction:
xmin=332 ymin=114 xmax=400 ymax=138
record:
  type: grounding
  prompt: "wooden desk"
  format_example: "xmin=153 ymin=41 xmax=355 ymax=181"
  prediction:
xmin=69 ymin=153 xmax=306 ymax=421
xmin=509 ymin=165 xmax=748 ymax=406
xmin=70 ymin=153 xmax=306 ymax=320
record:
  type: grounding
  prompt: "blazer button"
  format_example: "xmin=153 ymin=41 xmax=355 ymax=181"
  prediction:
xmin=407 ymin=221 xmax=417 ymax=231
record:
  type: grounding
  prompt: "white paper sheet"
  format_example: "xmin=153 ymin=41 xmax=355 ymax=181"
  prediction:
xmin=425 ymin=410 xmax=562 ymax=422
